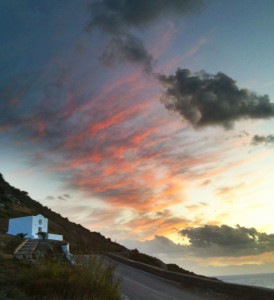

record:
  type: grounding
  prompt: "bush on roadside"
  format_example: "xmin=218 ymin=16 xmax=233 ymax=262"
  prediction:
xmin=127 ymin=249 xmax=164 ymax=268
xmin=18 ymin=256 xmax=121 ymax=300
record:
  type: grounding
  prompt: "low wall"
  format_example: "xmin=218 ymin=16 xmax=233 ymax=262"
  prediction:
xmin=61 ymin=244 xmax=76 ymax=265
xmin=47 ymin=233 xmax=63 ymax=241
xmin=105 ymin=253 xmax=274 ymax=299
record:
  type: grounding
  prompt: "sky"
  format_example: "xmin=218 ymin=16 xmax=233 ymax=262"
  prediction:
xmin=1 ymin=0 xmax=274 ymax=276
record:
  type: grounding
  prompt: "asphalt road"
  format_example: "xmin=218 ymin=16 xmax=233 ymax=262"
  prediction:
xmin=113 ymin=261 xmax=220 ymax=300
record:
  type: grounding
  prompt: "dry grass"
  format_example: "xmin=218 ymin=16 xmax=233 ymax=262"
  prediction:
xmin=19 ymin=256 xmax=121 ymax=300
xmin=0 ymin=236 xmax=121 ymax=300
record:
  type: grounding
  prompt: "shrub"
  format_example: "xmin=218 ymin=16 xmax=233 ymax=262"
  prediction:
xmin=18 ymin=255 xmax=121 ymax=300
xmin=16 ymin=233 xmax=27 ymax=238
xmin=37 ymin=231 xmax=47 ymax=240
xmin=128 ymin=249 xmax=164 ymax=268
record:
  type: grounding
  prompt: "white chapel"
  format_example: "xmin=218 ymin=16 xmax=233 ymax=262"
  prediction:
xmin=7 ymin=214 xmax=63 ymax=241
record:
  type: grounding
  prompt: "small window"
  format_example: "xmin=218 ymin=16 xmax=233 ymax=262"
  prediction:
xmin=38 ymin=227 xmax=42 ymax=232
xmin=39 ymin=219 xmax=42 ymax=225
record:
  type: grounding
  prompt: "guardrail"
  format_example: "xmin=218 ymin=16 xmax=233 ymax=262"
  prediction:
xmin=105 ymin=252 xmax=274 ymax=299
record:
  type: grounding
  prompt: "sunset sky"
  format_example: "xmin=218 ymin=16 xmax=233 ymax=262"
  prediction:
xmin=1 ymin=0 xmax=274 ymax=276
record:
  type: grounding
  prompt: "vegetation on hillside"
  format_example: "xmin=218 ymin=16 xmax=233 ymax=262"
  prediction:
xmin=0 ymin=235 xmax=121 ymax=300
xmin=166 ymin=263 xmax=204 ymax=277
xmin=20 ymin=258 xmax=120 ymax=300
xmin=125 ymin=248 xmax=166 ymax=269
xmin=122 ymin=249 xmax=209 ymax=278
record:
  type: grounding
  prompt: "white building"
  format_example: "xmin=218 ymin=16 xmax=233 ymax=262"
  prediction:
xmin=7 ymin=214 xmax=63 ymax=241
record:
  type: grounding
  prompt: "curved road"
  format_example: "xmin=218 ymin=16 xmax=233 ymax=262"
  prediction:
xmin=114 ymin=261 xmax=221 ymax=300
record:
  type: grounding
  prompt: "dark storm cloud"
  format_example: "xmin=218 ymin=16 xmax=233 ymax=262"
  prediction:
xmin=100 ymin=34 xmax=153 ymax=74
xmin=180 ymin=224 xmax=274 ymax=256
xmin=0 ymin=73 xmax=37 ymax=127
xmin=181 ymin=224 xmax=257 ymax=247
xmin=158 ymin=69 xmax=274 ymax=129
xmin=87 ymin=0 xmax=206 ymax=33
xmin=251 ymin=134 xmax=274 ymax=146
xmin=87 ymin=1 xmax=274 ymax=127
xmin=87 ymin=0 xmax=206 ymax=72
xmin=126 ymin=224 xmax=274 ymax=259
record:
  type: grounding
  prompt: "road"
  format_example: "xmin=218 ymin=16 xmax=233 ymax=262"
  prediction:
xmin=113 ymin=261 xmax=221 ymax=300
xmin=68 ymin=254 xmax=274 ymax=300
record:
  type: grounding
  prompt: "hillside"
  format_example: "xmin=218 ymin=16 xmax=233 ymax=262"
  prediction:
xmin=0 ymin=172 xmax=205 ymax=278
xmin=0 ymin=173 xmax=125 ymax=253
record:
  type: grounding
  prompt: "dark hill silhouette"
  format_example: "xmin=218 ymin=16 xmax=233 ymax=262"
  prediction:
xmin=0 ymin=172 xmax=125 ymax=253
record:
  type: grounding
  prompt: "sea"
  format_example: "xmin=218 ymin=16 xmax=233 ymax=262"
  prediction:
xmin=218 ymin=273 xmax=274 ymax=290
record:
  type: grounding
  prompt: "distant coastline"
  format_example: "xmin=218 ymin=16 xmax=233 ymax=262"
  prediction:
xmin=218 ymin=272 xmax=274 ymax=290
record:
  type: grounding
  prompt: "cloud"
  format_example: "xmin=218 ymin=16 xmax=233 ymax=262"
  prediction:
xmin=100 ymin=34 xmax=153 ymax=74
xmin=3 ymin=1 xmax=274 ymax=248
xmin=84 ymin=207 xmax=124 ymax=228
xmin=180 ymin=224 xmax=274 ymax=257
xmin=87 ymin=1 xmax=274 ymax=129
xmin=125 ymin=235 xmax=185 ymax=255
xmin=87 ymin=0 xmax=206 ymax=34
xmin=158 ymin=69 xmax=274 ymax=129
xmin=124 ymin=210 xmax=189 ymax=239
xmin=3 ymin=59 xmax=270 ymax=244
xmin=87 ymin=0 xmax=206 ymax=72
xmin=216 ymin=183 xmax=245 ymax=200
xmin=57 ymin=194 xmax=71 ymax=201
xmin=0 ymin=73 xmax=38 ymax=132
xmin=124 ymin=224 xmax=274 ymax=260
xmin=122 ymin=230 xmax=274 ymax=275
xmin=46 ymin=194 xmax=70 ymax=201
xmin=57 ymin=195 xmax=65 ymax=201
xmin=251 ymin=134 xmax=274 ymax=146
xmin=200 ymin=179 xmax=211 ymax=187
